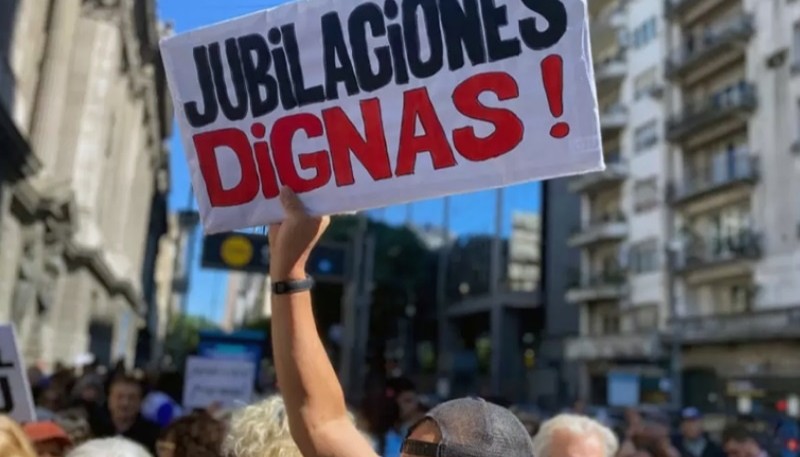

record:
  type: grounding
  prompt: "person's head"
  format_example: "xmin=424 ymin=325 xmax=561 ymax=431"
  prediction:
xmin=23 ymin=421 xmax=72 ymax=457
xmin=156 ymin=411 xmax=225 ymax=457
xmin=680 ymin=407 xmax=704 ymax=440
xmin=65 ymin=438 xmax=151 ymax=457
xmin=625 ymin=407 xmax=642 ymax=427
xmin=37 ymin=384 xmax=67 ymax=413
xmin=72 ymin=377 xmax=103 ymax=406
xmin=721 ymin=424 xmax=762 ymax=457
xmin=387 ymin=377 xmax=419 ymax=424
xmin=222 ymin=395 xmax=302 ymax=457
xmin=0 ymin=415 xmax=37 ymax=457
xmin=400 ymin=398 xmax=536 ymax=457
xmin=54 ymin=409 xmax=93 ymax=447
xmin=531 ymin=413 xmax=618 ymax=457
xmin=107 ymin=376 xmax=144 ymax=423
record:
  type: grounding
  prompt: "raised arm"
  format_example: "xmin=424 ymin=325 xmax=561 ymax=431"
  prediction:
xmin=268 ymin=188 xmax=378 ymax=457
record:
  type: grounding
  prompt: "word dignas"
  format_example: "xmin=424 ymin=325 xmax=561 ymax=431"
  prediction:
xmin=194 ymin=72 xmax=523 ymax=207
xmin=184 ymin=0 xmax=567 ymax=128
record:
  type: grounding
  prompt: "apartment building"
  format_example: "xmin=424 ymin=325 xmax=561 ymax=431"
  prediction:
xmin=665 ymin=0 xmax=800 ymax=411
xmin=563 ymin=0 xmax=800 ymax=409
xmin=222 ymin=273 xmax=271 ymax=331
xmin=0 ymin=0 xmax=171 ymax=369
xmin=564 ymin=0 xmax=671 ymax=405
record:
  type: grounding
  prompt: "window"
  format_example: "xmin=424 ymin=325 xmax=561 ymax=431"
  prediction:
xmin=633 ymin=178 xmax=659 ymax=212
xmin=634 ymin=68 xmax=658 ymax=100
xmin=629 ymin=306 xmax=658 ymax=332
xmin=630 ymin=239 xmax=659 ymax=274
xmin=632 ymin=17 xmax=657 ymax=49
xmin=634 ymin=120 xmax=659 ymax=152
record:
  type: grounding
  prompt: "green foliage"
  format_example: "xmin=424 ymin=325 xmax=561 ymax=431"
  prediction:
xmin=163 ymin=314 xmax=218 ymax=368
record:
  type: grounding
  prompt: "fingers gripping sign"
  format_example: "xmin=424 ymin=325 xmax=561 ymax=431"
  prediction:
xmin=268 ymin=187 xmax=331 ymax=280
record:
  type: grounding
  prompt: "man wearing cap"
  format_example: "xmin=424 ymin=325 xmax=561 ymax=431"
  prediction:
xmin=673 ymin=408 xmax=724 ymax=457
xmin=23 ymin=421 xmax=73 ymax=457
xmin=267 ymin=188 xmax=536 ymax=457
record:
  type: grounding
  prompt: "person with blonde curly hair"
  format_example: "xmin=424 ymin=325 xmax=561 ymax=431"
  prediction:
xmin=222 ymin=395 xmax=302 ymax=457
xmin=0 ymin=415 xmax=37 ymax=457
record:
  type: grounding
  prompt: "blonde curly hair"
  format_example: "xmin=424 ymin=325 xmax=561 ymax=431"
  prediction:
xmin=222 ymin=395 xmax=301 ymax=457
xmin=0 ymin=415 xmax=37 ymax=457
xmin=222 ymin=395 xmax=371 ymax=457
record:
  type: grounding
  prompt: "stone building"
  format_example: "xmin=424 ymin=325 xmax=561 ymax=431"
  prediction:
xmin=0 ymin=0 xmax=171 ymax=369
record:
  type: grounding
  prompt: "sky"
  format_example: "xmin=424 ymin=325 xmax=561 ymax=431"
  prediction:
xmin=156 ymin=0 xmax=541 ymax=323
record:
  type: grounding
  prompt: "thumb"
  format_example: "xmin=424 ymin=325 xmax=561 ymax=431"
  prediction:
xmin=279 ymin=187 xmax=307 ymax=216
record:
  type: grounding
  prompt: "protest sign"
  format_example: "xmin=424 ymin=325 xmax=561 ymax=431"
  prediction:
xmin=161 ymin=0 xmax=602 ymax=233
xmin=182 ymin=356 xmax=255 ymax=409
xmin=0 ymin=324 xmax=36 ymax=422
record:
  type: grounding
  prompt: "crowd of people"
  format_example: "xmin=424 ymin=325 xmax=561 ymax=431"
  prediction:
xmin=0 ymin=188 xmax=786 ymax=457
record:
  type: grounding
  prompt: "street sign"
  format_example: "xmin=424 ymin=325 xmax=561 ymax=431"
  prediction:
xmin=201 ymin=232 xmax=348 ymax=280
xmin=202 ymin=232 xmax=269 ymax=273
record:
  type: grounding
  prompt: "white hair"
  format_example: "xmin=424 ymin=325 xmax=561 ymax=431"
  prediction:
xmin=66 ymin=438 xmax=151 ymax=457
xmin=222 ymin=395 xmax=363 ymax=457
xmin=532 ymin=414 xmax=619 ymax=457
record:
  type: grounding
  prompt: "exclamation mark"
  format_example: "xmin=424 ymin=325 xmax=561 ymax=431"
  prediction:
xmin=541 ymin=55 xmax=570 ymax=139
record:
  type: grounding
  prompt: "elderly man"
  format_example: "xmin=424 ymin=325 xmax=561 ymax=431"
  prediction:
xmin=531 ymin=414 xmax=619 ymax=457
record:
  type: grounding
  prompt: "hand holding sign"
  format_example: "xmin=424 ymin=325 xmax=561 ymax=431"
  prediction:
xmin=268 ymin=188 xmax=330 ymax=280
xmin=161 ymin=0 xmax=601 ymax=233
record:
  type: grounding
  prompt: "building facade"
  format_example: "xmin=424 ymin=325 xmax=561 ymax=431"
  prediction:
xmin=222 ymin=273 xmax=271 ymax=331
xmin=0 ymin=0 xmax=171 ymax=369
xmin=665 ymin=0 xmax=800 ymax=412
xmin=565 ymin=0 xmax=671 ymax=406
xmin=564 ymin=0 xmax=800 ymax=409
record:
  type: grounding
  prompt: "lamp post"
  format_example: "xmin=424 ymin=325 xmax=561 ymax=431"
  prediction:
xmin=666 ymin=241 xmax=683 ymax=410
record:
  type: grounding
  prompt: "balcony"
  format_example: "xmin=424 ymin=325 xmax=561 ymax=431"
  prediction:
xmin=674 ymin=307 xmax=800 ymax=344
xmin=666 ymin=15 xmax=753 ymax=82
xmin=600 ymin=104 xmax=628 ymax=135
xmin=565 ymin=333 xmax=662 ymax=361
xmin=566 ymin=271 xmax=628 ymax=303
xmin=666 ymin=82 xmax=756 ymax=143
xmin=664 ymin=0 xmax=726 ymax=21
xmin=568 ymin=154 xmax=627 ymax=193
xmin=595 ymin=56 xmax=627 ymax=93
xmin=568 ymin=212 xmax=627 ymax=247
xmin=591 ymin=7 xmax=626 ymax=53
xmin=671 ymin=154 xmax=759 ymax=206
xmin=673 ymin=229 xmax=762 ymax=274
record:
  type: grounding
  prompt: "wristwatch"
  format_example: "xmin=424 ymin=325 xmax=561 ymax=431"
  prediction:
xmin=272 ymin=275 xmax=315 ymax=295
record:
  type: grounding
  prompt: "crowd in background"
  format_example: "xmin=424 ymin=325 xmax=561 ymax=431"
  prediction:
xmin=0 ymin=359 xmax=789 ymax=457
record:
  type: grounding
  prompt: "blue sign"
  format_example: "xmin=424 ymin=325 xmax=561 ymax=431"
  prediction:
xmin=198 ymin=330 xmax=265 ymax=380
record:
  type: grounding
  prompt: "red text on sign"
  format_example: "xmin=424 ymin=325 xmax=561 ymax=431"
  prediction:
xmin=193 ymin=71 xmax=524 ymax=207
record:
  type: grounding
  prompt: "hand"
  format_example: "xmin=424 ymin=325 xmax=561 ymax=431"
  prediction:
xmin=268 ymin=187 xmax=330 ymax=280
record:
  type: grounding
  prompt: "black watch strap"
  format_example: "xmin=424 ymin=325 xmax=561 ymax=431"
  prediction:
xmin=272 ymin=276 xmax=314 ymax=295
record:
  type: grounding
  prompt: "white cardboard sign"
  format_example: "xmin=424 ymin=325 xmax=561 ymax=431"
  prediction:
xmin=0 ymin=325 xmax=36 ymax=422
xmin=182 ymin=356 xmax=255 ymax=409
xmin=161 ymin=0 xmax=602 ymax=233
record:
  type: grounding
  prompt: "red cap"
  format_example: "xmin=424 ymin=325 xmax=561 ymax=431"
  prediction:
xmin=22 ymin=421 xmax=72 ymax=446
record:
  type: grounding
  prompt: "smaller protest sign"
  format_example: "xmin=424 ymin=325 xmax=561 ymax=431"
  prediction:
xmin=0 ymin=324 xmax=36 ymax=422
xmin=182 ymin=356 xmax=255 ymax=409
